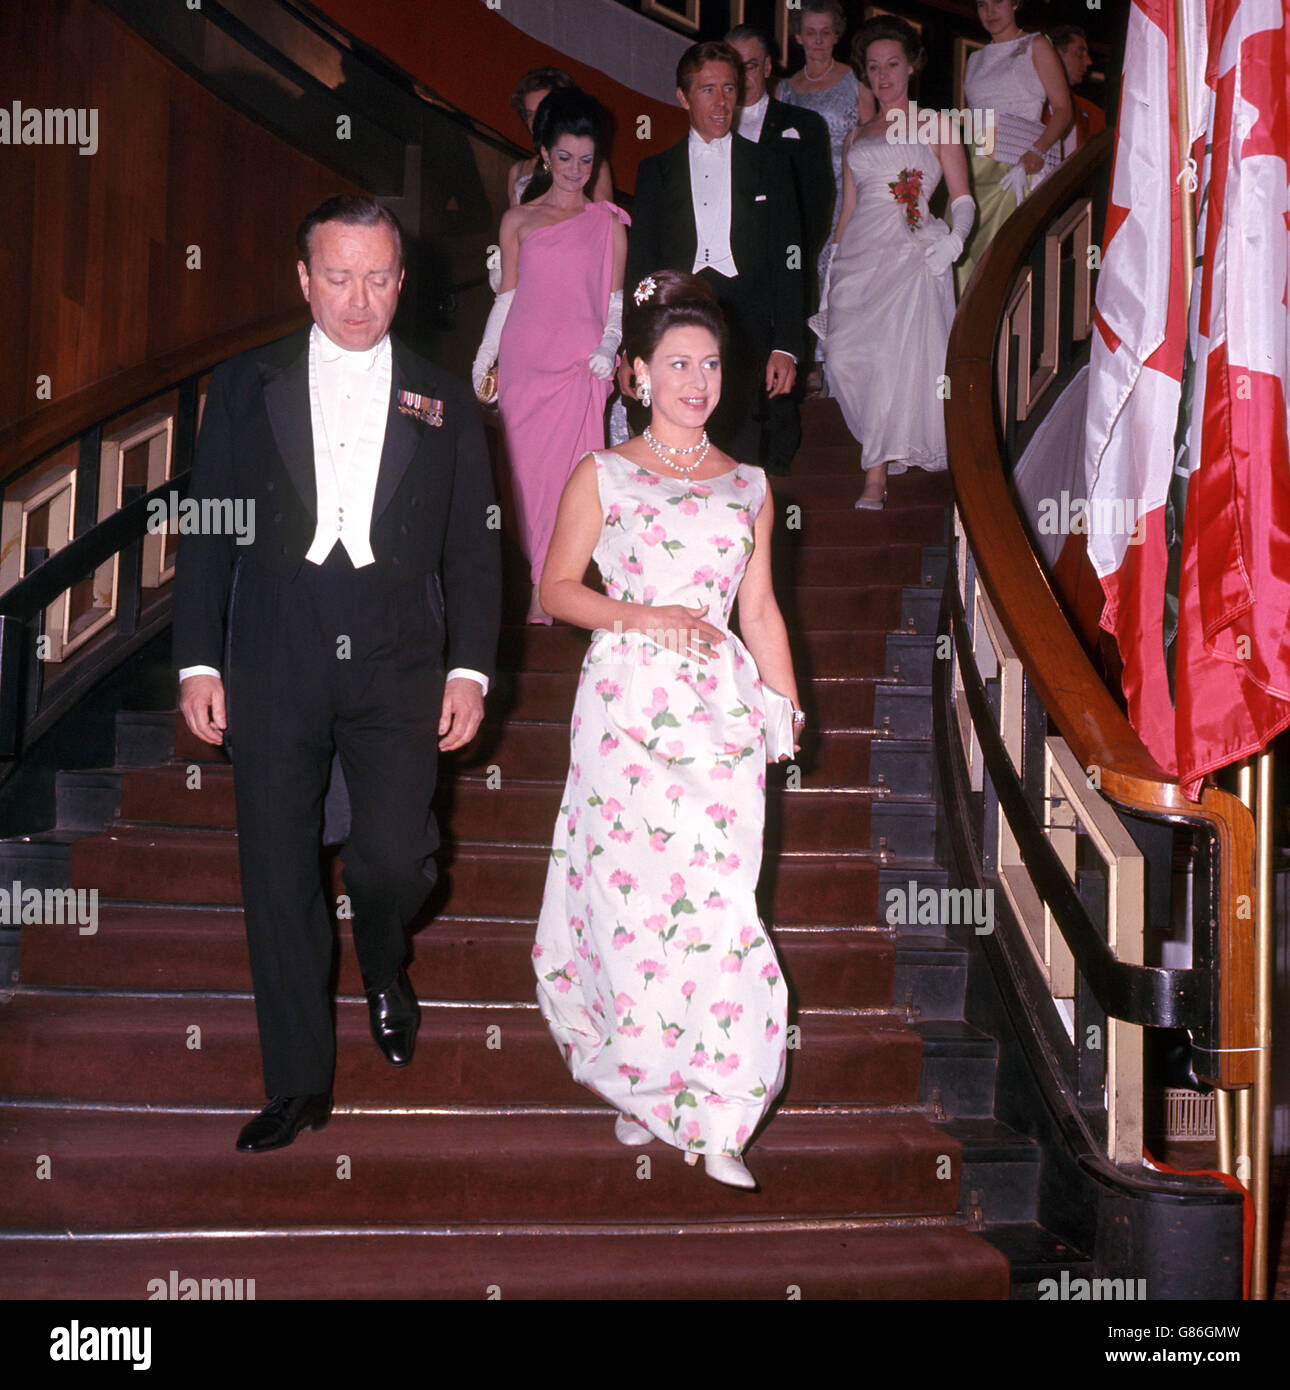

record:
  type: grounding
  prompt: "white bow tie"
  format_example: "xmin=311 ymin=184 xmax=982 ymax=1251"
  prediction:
xmin=313 ymin=329 xmax=383 ymax=372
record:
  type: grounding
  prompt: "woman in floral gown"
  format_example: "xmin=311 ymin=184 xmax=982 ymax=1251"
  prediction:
xmin=533 ymin=271 xmax=802 ymax=1190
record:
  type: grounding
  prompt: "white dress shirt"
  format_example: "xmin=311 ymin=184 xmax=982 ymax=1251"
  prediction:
xmin=179 ymin=323 xmax=488 ymax=694
xmin=736 ymin=92 xmax=770 ymax=143
xmin=688 ymin=128 xmax=738 ymax=278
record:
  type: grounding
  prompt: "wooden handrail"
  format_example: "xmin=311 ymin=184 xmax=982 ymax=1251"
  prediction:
xmin=945 ymin=129 xmax=1256 ymax=1087
xmin=0 ymin=308 xmax=311 ymax=487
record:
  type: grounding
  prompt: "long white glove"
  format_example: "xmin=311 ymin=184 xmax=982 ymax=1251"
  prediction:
xmin=919 ymin=195 xmax=977 ymax=277
xmin=999 ymin=161 xmax=1031 ymax=207
xmin=471 ymin=289 xmax=514 ymax=394
xmin=588 ymin=290 xmax=623 ymax=380
xmin=807 ymin=250 xmax=836 ymax=357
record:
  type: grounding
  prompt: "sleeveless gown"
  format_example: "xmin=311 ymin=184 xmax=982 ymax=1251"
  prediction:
xmin=498 ymin=201 xmax=630 ymax=590
xmin=533 ymin=451 xmax=789 ymax=1159
xmin=957 ymin=33 xmax=1049 ymax=292
xmin=824 ymin=135 xmax=954 ymax=475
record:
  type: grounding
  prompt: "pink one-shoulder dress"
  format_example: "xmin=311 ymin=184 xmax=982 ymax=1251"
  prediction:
xmin=498 ymin=201 xmax=631 ymax=594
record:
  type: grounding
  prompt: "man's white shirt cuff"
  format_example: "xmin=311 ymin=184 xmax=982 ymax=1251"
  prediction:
xmin=447 ymin=667 xmax=489 ymax=696
xmin=181 ymin=664 xmax=490 ymax=698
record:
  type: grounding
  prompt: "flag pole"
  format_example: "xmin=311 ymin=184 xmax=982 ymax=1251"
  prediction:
xmin=1251 ymin=751 xmax=1273 ymax=1299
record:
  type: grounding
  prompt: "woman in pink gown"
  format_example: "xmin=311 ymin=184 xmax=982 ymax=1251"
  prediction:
xmin=472 ymin=91 xmax=629 ymax=622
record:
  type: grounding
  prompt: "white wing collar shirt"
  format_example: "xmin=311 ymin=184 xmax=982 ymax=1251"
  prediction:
xmin=736 ymin=92 xmax=770 ymax=143
xmin=688 ymin=128 xmax=738 ymax=278
xmin=305 ymin=321 xmax=389 ymax=568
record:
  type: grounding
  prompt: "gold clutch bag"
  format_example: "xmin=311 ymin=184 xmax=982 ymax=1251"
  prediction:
xmin=476 ymin=362 xmax=499 ymax=405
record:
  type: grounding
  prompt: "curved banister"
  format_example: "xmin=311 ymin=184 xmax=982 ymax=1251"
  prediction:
xmin=0 ymin=308 xmax=310 ymax=489
xmin=944 ymin=127 xmax=1256 ymax=1088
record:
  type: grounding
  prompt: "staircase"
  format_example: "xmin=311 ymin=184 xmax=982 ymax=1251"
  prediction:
xmin=0 ymin=401 xmax=1031 ymax=1298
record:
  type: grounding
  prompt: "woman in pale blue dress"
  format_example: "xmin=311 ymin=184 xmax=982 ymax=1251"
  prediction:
xmin=776 ymin=0 xmax=877 ymax=293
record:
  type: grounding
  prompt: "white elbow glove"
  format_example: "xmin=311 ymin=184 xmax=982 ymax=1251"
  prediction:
xmin=999 ymin=162 xmax=1031 ymax=207
xmin=588 ymin=290 xmax=623 ymax=380
xmin=920 ymin=195 xmax=977 ymax=277
xmin=471 ymin=289 xmax=514 ymax=394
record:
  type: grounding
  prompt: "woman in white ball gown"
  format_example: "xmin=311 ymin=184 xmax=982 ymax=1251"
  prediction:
xmin=814 ymin=16 xmax=974 ymax=509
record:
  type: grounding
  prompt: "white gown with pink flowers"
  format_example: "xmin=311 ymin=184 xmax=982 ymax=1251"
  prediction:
xmin=533 ymin=449 xmax=789 ymax=1159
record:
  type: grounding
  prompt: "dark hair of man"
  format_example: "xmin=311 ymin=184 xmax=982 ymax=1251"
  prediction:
xmin=623 ymin=270 xmax=729 ymax=367
xmin=296 ymin=195 xmax=404 ymax=271
xmin=725 ymin=23 xmax=772 ymax=60
xmin=852 ymin=15 xmax=927 ymax=87
xmin=676 ymin=41 xmax=742 ymax=97
xmin=1046 ymin=24 xmax=1087 ymax=52
xmin=788 ymin=0 xmax=846 ymax=41
xmin=521 ymin=89 xmax=607 ymax=206
xmin=509 ymin=66 xmax=575 ymax=120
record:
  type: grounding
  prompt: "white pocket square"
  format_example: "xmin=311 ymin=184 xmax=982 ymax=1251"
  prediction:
xmin=755 ymin=194 xmax=767 ymax=202
xmin=781 ymin=128 xmax=800 ymax=139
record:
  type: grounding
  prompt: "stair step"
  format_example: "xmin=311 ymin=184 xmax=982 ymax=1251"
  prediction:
xmin=0 ymin=991 xmax=926 ymax=1107
xmin=868 ymin=738 xmax=933 ymax=797
xmin=20 ymin=908 xmax=899 ymax=1007
xmin=885 ymin=632 xmax=938 ymax=685
xmin=979 ymin=1222 xmax=1094 ymax=1300
xmin=0 ymin=1222 xmax=1009 ymax=1299
xmin=114 ymin=710 xmax=178 ymax=768
xmin=870 ymin=795 xmax=938 ymax=859
xmin=872 ymin=683 xmax=934 ymax=739
xmin=892 ymin=933 xmax=968 ymax=1020
xmin=913 ymin=1021 xmax=1000 ymax=1118
xmin=945 ymin=1117 xmax=1042 ymax=1226
xmin=54 ymin=770 xmax=122 ymax=831
xmin=65 ymin=831 xmax=884 ymax=922
xmin=0 ymin=1105 xmax=966 ymax=1228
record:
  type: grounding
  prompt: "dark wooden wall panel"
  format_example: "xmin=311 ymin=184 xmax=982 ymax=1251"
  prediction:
xmin=0 ymin=0 xmax=360 ymax=440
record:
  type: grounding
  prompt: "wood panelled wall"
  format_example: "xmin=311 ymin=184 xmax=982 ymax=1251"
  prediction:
xmin=0 ymin=0 xmax=359 ymax=441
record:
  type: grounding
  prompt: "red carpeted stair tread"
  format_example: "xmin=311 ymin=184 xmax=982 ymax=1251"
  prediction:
xmin=20 ymin=910 xmax=897 ymax=1005
xmin=0 ymin=1224 xmax=1010 ymax=1300
xmin=0 ymin=993 xmax=923 ymax=1107
xmin=0 ymin=1106 xmax=964 ymax=1229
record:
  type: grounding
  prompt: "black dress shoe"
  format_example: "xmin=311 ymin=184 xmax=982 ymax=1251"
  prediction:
xmin=235 ymin=1093 xmax=331 ymax=1153
xmin=366 ymin=968 xmax=420 ymax=1066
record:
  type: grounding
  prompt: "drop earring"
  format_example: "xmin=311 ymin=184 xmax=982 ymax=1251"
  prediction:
xmin=640 ymin=376 xmax=651 ymax=408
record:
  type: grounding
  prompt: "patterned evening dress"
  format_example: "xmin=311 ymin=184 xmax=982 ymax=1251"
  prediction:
xmin=533 ymin=450 xmax=789 ymax=1160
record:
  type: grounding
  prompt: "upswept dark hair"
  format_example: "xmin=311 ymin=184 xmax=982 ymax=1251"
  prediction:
xmin=853 ymin=16 xmax=927 ymax=87
xmin=788 ymin=0 xmax=846 ymax=41
xmin=509 ymin=66 xmax=575 ymax=121
xmin=623 ymin=270 xmax=728 ymax=368
xmin=521 ymin=89 xmax=608 ymax=205
xmin=296 ymin=195 xmax=404 ymax=271
xmin=676 ymin=41 xmax=742 ymax=97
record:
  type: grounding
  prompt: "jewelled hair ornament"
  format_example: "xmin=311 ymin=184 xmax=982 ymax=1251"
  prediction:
xmin=633 ymin=276 xmax=658 ymax=306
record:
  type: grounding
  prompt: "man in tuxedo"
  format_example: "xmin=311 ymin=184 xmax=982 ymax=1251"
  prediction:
xmin=727 ymin=24 xmax=833 ymax=304
xmin=174 ymin=195 xmax=501 ymax=1153
xmin=624 ymin=41 xmax=805 ymax=472
xmin=728 ymin=23 xmax=833 ymax=472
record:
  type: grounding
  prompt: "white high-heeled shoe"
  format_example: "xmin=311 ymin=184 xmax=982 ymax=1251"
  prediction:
xmin=684 ymin=1149 xmax=757 ymax=1190
xmin=614 ymin=1114 xmax=653 ymax=1146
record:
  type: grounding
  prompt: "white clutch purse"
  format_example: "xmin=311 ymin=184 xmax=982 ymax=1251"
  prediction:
xmin=761 ymin=683 xmax=798 ymax=762
xmin=990 ymin=112 xmax=1061 ymax=179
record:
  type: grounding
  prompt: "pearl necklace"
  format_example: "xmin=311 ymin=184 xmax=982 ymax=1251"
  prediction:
xmin=802 ymin=58 xmax=837 ymax=83
xmin=644 ymin=426 xmax=709 ymax=474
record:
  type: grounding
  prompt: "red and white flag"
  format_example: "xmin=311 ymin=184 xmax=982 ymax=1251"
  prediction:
xmin=1084 ymin=0 xmax=1290 ymax=797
